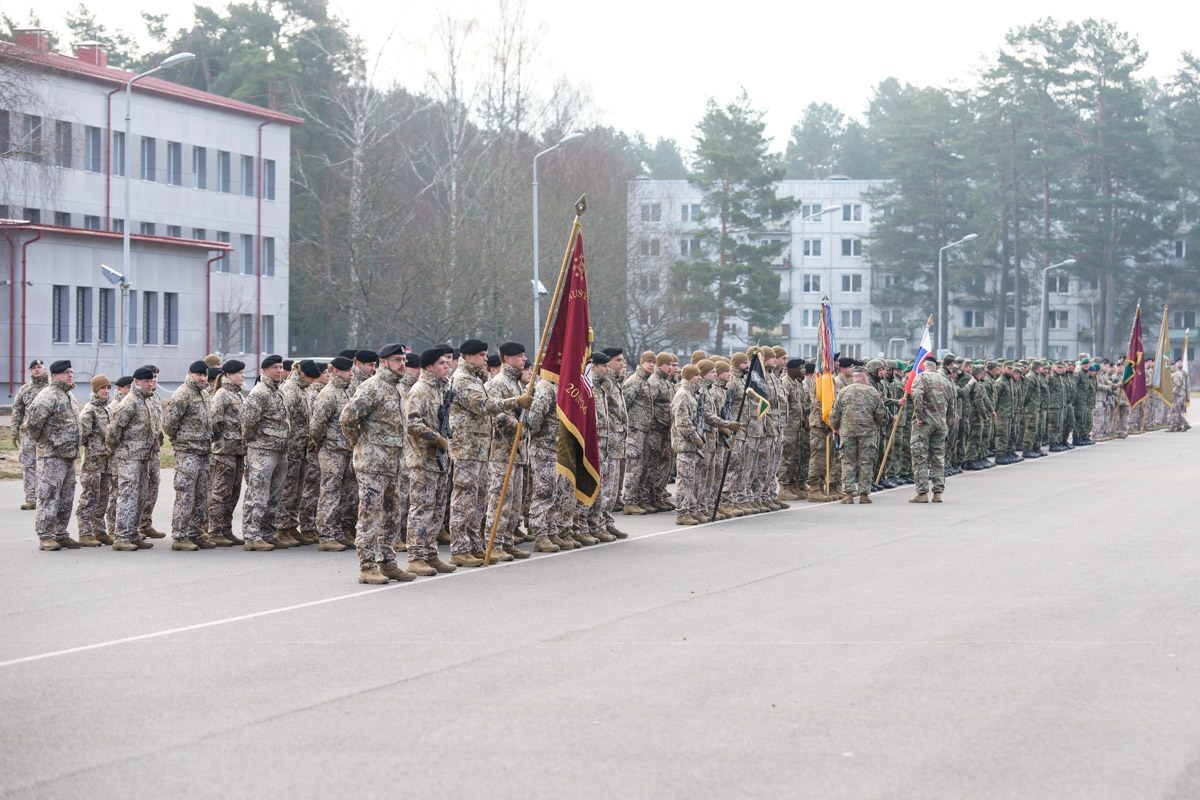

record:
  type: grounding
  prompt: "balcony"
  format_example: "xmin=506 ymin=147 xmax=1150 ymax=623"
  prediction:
xmin=954 ymin=327 xmax=995 ymax=340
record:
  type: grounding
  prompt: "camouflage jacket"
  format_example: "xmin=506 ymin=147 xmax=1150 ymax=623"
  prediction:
xmin=526 ymin=378 xmax=559 ymax=449
xmin=449 ymin=362 xmax=518 ymax=462
xmin=399 ymin=372 xmax=417 ymax=392
xmin=597 ymin=371 xmax=630 ymax=442
xmin=79 ymin=393 xmax=112 ymax=472
xmin=405 ymin=370 xmax=449 ymax=473
xmin=783 ymin=374 xmax=806 ymax=432
xmin=280 ymin=372 xmax=314 ymax=459
xmin=1047 ymin=373 xmax=1067 ymax=409
xmin=648 ymin=368 xmax=675 ymax=431
xmin=243 ymin=374 xmax=289 ymax=452
xmin=910 ymin=369 xmax=955 ymax=433
xmin=340 ymin=366 xmax=407 ymax=476
xmin=349 ymin=365 xmax=372 ymax=395
xmin=106 ymin=383 xmax=160 ymax=461
xmin=486 ymin=364 xmax=527 ymax=465
xmin=993 ymin=374 xmax=1015 ymax=418
xmin=310 ymin=374 xmax=353 ymax=453
xmin=10 ymin=374 xmax=49 ymax=437
xmin=670 ymin=381 xmax=705 ymax=453
xmin=622 ymin=366 xmax=656 ymax=432
xmin=1074 ymin=370 xmax=1098 ymax=408
xmin=764 ymin=370 xmax=787 ymax=437
xmin=162 ymin=375 xmax=212 ymax=455
xmin=25 ymin=379 xmax=81 ymax=459
xmin=210 ymin=382 xmax=247 ymax=456
xmin=829 ymin=382 xmax=889 ymax=437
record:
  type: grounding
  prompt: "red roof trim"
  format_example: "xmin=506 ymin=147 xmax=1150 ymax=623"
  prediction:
xmin=0 ymin=222 xmax=233 ymax=251
xmin=0 ymin=42 xmax=305 ymax=126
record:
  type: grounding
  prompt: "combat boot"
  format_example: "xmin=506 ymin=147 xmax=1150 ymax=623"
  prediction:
xmin=806 ymin=491 xmax=827 ymax=503
xmin=78 ymin=535 xmax=104 ymax=547
xmin=111 ymin=540 xmax=140 ymax=551
xmin=96 ymin=532 xmax=115 ymax=545
xmin=135 ymin=539 xmax=153 ymax=549
xmin=503 ymin=545 xmax=532 ymax=559
xmin=607 ymin=527 xmax=629 ymax=540
xmin=38 ymin=538 xmax=61 ymax=551
xmin=196 ymin=537 xmax=218 ymax=549
xmin=451 ymin=552 xmax=485 ymax=568
xmin=777 ymin=485 xmax=802 ymax=501
xmin=573 ymin=532 xmax=598 ymax=546
xmin=932 ymin=493 xmax=943 ymax=503
xmin=909 ymin=493 xmax=929 ymax=503
xmin=436 ymin=530 xmax=452 ymax=545
xmin=659 ymin=499 xmax=677 ymax=511
xmin=591 ymin=530 xmax=616 ymax=543
xmin=675 ymin=515 xmax=698 ymax=525
xmin=296 ymin=530 xmax=319 ymax=545
xmin=275 ymin=530 xmax=299 ymax=548
xmin=406 ymin=560 xmax=438 ymax=577
xmin=341 ymin=527 xmax=358 ymax=545
xmin=775 ymin=500 xmax=791 ymax=510
xmin=859 ymin=493 xmax=872 ymax=504
xmin=840 ymin=494 xmax=855 ymax=504
xmin=56 ymin=537 xmax=82 ymax=549
xmin=358 ymin=567 xmax=389 ymax=585
xmin=720 ymin=505 xmax=743 ymax=518
xmin=171 ymin=539 xmax=200 ymax=551
xmin=380 ymin=563 xmax=417 ymax=582
xmin=318 ymin=538 xmax=347 ymax=551
xmin=20 ymin=501 xmax=35 ymax=510
xmin=550 ymin=535 xmax=574 ymax=551
xmin=224 ymin=531 xmax=245 ymax=545
xmin=483 ymin=550 xmax=512 ymax=564
xmin=623 ymin=503 xmax=647 ymax=515
xmin=243 ymin=539 xmax=275 ymax=551
xmin=428 ymin=557 xmax=458 ymax=573
xmin=140 ymin=527 xmax=167 ymax=539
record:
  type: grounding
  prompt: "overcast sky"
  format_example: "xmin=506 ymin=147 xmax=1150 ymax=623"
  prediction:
xmin=27 ymin=0 xmax=1200 ymax=156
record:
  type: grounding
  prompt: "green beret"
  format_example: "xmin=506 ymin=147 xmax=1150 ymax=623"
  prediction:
xmin=986 ymin=360 xmax=999 ymax=369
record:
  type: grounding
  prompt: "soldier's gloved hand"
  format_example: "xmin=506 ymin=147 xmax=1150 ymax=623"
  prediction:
xmin=435 ymin=435 xmax=449 ymax=452
xmin=692 ymin=435 xmax=704 ymax=448
xmin=11 ymin=435 xmax=18 ymax=449
xmin=515 ymin=393 xmax=533 ymax=410
xmin=725 ymin=421 xmax=741 ymax=434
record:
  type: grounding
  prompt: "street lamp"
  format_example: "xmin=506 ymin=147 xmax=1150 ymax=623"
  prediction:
xmin=532 ymin=131 xmax=586 ymax=346
xmin=1039 ymin=258 xmax=1077 ymax=358
xmin=122 ymin=51 xmax=194 ymax=375
xmin=937 ymin=233 xmax=977 ymax=353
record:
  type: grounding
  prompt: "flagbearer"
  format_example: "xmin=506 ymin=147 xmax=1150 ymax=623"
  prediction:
xmin=829 ymin=367 xmax=890 ymax=503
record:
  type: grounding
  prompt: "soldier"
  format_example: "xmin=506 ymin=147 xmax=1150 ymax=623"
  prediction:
xmin=526 ymin=373 xmax=568 ymax=552
xmin=779 ymin=358 xmax=808 ymax=500
xmin=829 ymin=367 xmax=889 ymax=503
xmin=207 ymin=363 xmax=246 ymax=546
xmin=1168 ymin=361 xmax=1190 ymax=432
xmin=671 ymin=364 xmax=707 ymax=525
xmin=1020 ymin=361 xmax=1046 ymax=458
xmin=241 ymin=355 xmax=291 ymax=550
xmin=993 ymin=362 xmax=1018 ymax=463
xmin=138 ymin=367 xmax=167 ymax=539
xmin=310 ymin=356 xmax=357 ymax=550
xmin=908 ymin=354 xmax=955 ymax=503
xmin=620 ymin=350 xmax=658 ymax=514
xmin=965 ymin=363 xmax=995 ymax=468
xmin=404 ymin=348 xmax=454 ymax=572
xmin=299 ymin=364 xmax=327 ymax=544
xmin=1073 ymin=356 xmax=1099 ymax=444
xmin=276 ymin=359 xmax=322 ymax=546
xmin=646 ymin=353 xmax=678 ymax=511
xmin=349 ymin=349 xmax=378 ymax=394
xmin=11 ymin=358 xmax=48 ymax=510
xmin=338 ymin=343 xmax=417 ymax=584
xmin=24 ymin=360 xmax=82 ymax=549
xmin=486 ymin=353 xmax=502 ymax=379
xmin=595 ymin=347 xmax=630 ymax=538
xmin=105 ymin=376 xmax=132 ymax=536
xmin=1046 ymin=361 xmax=1068 ymax=451
xmin=77 ymin=375 xmax=114 ymax=546
xmin=161 ymin=361 xmax=215 ymax=550
xmin=400 ymin=352 xmax=420 ymax=390
xmin=483 ymin=342 xmax=535 ymax=558
xmin=106 ymin=365 xmax=161 ymax=550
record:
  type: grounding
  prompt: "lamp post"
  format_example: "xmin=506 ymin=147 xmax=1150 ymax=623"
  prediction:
xmin=122 ymin=51 xmax=194 ymax=375
xmin=936 ymin=233 xmax=977 ymax=353
xmin=532 ymin=131 xmax=585 ymax=346
xmin=1039 ymin=258 xmax=1077 ymax=358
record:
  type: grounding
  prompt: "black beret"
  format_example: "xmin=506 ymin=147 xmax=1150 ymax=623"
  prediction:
xmin=460 ymin=339 xmax=488 ymax=355
xmin=115 ymin=375 xmax=133 ymax=387
xmin=49 ymin=359 xmax=72 ymax=374
xmin=523 ymin=358 xmax=532 ymax=369
xmin=498 ymin=341 xmax=525 ymax=357
xmin=922 ymin=353 xmax=938 ymax=364
xmin=222 ymin=359 xmax=246 ymax=374
xmin=261 ymin=354 xmax=283 ymax=369
xmin=786 ymin=358 xmax=804 ymax=368
xmin=282 ymin=359 xmax=295 ymax=371
xmin=206 ymin=367 xmax=222 ymax=382
xmin=837 ymin=356 xmax=855 ymax=369
xmin=405 ymin=353 xmax=420 ymax=368
xmin=330 ymin=356 xmax=353 ymax=371
xmin=29 ymin=359 xmax=44 ymax=368
xmin=601 ymin=347 xmax=624 ymax=358
xmin=438 ymin=343 xmax=454 ymax=355
xmin=420 ymin=348 xmax=445 ymax=368
xmin=188 ymin=360 xmax=208 ymax=375
xmin=378 ymin=343 xmax=406 ymax=359
xmin=300 ymin=359 xmax=323 ymax=378
xmin=804 ymin=362 xmax=816 ymax=374
xmin=453 ymin=348 xmax=461 ymax=359
xmin=591 ymin=351 xmax=611 ymax=365
xmin=132 ymin=365 xmax=155 ymax=380
xmin=486 ymin=354 xmax=501 ymax=368
xmin=355 ymin=349 xmax=379 ymax=364
xmin=337 ymin=349 xmax=358 ymax=360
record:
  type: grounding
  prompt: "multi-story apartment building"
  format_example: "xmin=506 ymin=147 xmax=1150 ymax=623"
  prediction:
xmin=1 ymin=29 xmax=302 ymax=396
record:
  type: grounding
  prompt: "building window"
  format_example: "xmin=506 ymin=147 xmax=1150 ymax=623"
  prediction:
xmin=164 ymin=292 xmax=179 ymax=345
xmin=803 ymin=239 xmax=821 ymax=257
xmin=1175 ymin=240 xmax=1187 ymax=259
xmin=140 ymin=136 xmax=156 ymax=181
xmin=167 ymin=141 xmax=182 ymax=186
xmin=842 ymin=343 xmax=862 ymax=358
xmin=803 ymin=274 xmax=821 ymax=293
xmin=83 ymin=215 xmax=101 ymax=230
xmin=963 ymin=310 xmax=986 ymax=328
xmin=1171 ymin=311 xmax=1196 ymax=329
xmin=193 ymin=228 xmax=207 ymax=240
xmin=111 ymin=218 xmax=124 ymax=233
xmin=801 ymin=203 xmax=823 ymax=220
xmin=0 ymin=110 xmax=8 ymax=158
xmin=22 ymin=115 xmax=42 ymax=162
xmin=143 ymin=292 xmax=159 ymax=345
xmin=52 ymin=285 xmax=69 ymax=342
xmin=262 ymin=315 xmax=275 ymax=354
xmin=881 ymin=308 xmax=904 ymax=324
xmin=840 ymin=309 xmax=863 ymax=328
xmin=1004 ymin=309 xmax=1027 ymax=329
xmin=240 ymin=233 xmax=255 ymax=275
xmin=639 ymin=238 xmax=660 ymax=257
xmin=23 ymin=207 xmax=41 ymax=224
xmin=802 ymin=309 xmax=819 ymax=328
xmin=680 ymin=203 xmax=700 ymax=222
xmin=239 ymin=314 xmax=253 ymax=354
xmin=1048 ymin=274 xmax=1069 ymax=293
xmin=679 ymin=237 xmax=699 ymax=257
xmin=840 ymin=274 xmax=863 ymax=292
xmin=215 ymin=313 xmax=230 ymax=351
xmin=55 ymin=121 xmax=72 ymax=168
xmin=54 ymin=211 xmax=71 ymax=227
xmin=216 ymin=231 xmax=231 ymax=273
xmin=217 ymin=151 xmax=231 ymax=193
xmin=112 ymin=131 xmax=125 ymax=177
xmin=841 ymin=238 xmax=862 ymax=257
xmin=167 ymin=225 xmax=182 ymax=238
xmin=140 ymin=222 xmax=156 ymax=236
xmin=262 ymin=237 xmax=275 ymax=277
xmin=1048 ymin=310 xmax=1069 ymax=329
xmin=264 ymin=159 xmax=275 ymax=200
xmin=193 ymin=147 xmax=207 ymax=190
xmin=639 ymin=203 xmax=661 ymax=222
xmin=842 ymin=203 xmax=862 ymax=222
xmin=99 ymin=288 xmax=115 ymax=343
xmin=803 ymin=344 xmax=818 ymax=358
xmin=240 ymin=155 xmax=255 ymax=197
xmin=75 ymin=287 xmax=92 ymax=343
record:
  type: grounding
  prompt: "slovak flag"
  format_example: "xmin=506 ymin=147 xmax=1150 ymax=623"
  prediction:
xmin=903 ymin=325 xmax=933 ymax=394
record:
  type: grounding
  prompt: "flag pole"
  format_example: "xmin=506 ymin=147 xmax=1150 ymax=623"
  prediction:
xmin=824 ymin=433 xmax=831 ymax=495
xmin=709 ymin=361 xmax=752 ymax=523
xmin=876 ymin=313 xmax=932 ymax=483
xmin=482 ymin=196 xmax=586 ymax=567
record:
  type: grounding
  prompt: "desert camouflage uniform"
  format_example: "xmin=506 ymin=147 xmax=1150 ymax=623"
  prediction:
xmin=909 ymin=369 xmax=955 ymax=495
xmin=276 ymin=372 xmax=315 ymax=536
xmin=527 ymin=377 xmax=565 ymax=541
xmin=25 ymin=379 xmax=81 ymax=541
xmin=620 ymin=364 xmax=655 ymax=507
xmin=405 ymin=370 xmax=450 ymax=563
xmin=594 ymin=370 xmax=629 ymax=532
xmin=208 ymin=382 xmax=246 ymax=540
xmin=298 ymin=381 xmax=323 ymax=535
xmin=829 ymin=381 xmax=889 ymax=496
xmin=76 ymin=392 xmax=112 ymax=540
xmin=311 ymin=373 xmax=356 ymax=543
xmin=11 ymin=373 xmax=48 ymax=504
xmin=106 ymin=384 xmax=158 ymax=543
xmin=670 ymin=380 xmax=705 ymax=518
xmin=162 ymin=374 xmax=213 ymax=542
xmin=484 ymin=365 xmax=527 ymax=549
xmin=646 ymin=366 xmax=675 ymax=505
xmin=241 ymin=374 xmax=290 ymax=544
xmin=756 ymin=367 xmax=787 ymax=503
xmin=780 ymin=372 xmax=807 ymax=491
xmin=721 ymin=371 xmax=749 ymax=506
xmin=139 ymin=392 xmax=164 ymax=534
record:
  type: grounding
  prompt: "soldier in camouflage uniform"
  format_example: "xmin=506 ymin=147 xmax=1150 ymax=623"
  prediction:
xmin=779 ymin=358 xmax=808 ymax=499
xmin=11 ymin=359 xmax=48 ymax=510
xmin=207 ymin=363 xmax=246 ymax=545
xmin=484 ymin=342 xmax=534 ymax=558
xmin=241 ymin=355 xmax=291 ymax=550
xmin=671 ymin=364 xmax=707 ymax=524
xmin=24 ymin=360 xmax=82 ymax=549
xmin=526 ymin=374 xmax=571 ymax=551
xmin=276 ymin=360 xmax=322 ymax=546
xmin=105 ymin=376 xmax=132 ymax=535
xmin=1073 ymin=356 xmax=1099 ymax=443
xmin=310 ymin=356 xmax=357 ymax=550
xmin=1046 ymin=361 xmax=1068 ymax=451
xmin=993 ymin=362 xmax=1018 ymax=463
xmin=137 ymin=367 xmax=167 ymax=539
xmin=106 ymin=365 xmax=161 ymax=550
xmin=339 ymin=344 xmax=417 ymax=584
xmin=964 ymin=363 xmax=995 ymax=468
xmin=908 ymin=354 xmax=955 ymax=503
xmin=762 ymin=346 xmax=790 ymax=508
xmin=829 ymin=367 xmax=889 ymax=502
xmin=162 ymin=361 xmax=214 ymax=550
xmin=594 ymin=347 xmax=629 ymax=537
xmin=646 ymin=353 xmax=678 ymax=510
xmin=1021 ymin=361 xmax=1048 ymax=457
xmin=299 ymin=366 xmax=327 ymax=543
xmin=348 ymin=350 xmax=378 ymax=395
xmin=76 ymin=375 xmax=114 ymax=546
xmin=404 ymin=348 xmax=454 ymax=573
xmin=620 ymin=350 xmax=658 ymax=514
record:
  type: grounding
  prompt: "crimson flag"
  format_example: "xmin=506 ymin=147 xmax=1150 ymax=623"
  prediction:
xmin=1123 ymin=304 xmax=1147 ymax=408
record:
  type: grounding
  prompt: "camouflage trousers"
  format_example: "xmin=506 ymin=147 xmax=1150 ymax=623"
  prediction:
xmin=966 ymin=415 xmax=986 ymax=461
xmin=740 ymin=436 xmax=762 ymax=503
xmin=355 ymin=470 xmax=402 ymax=569
xmin=994 ymin=411 xmax=1015 ymax=454
xmin=556 ymin=471 xmax=583 ymax=536
xmin=529 ymin=443 xmax=562 ymax=539
xmin=619 ymin=429 xmax=651 ymax=506
xmin=753 ymin=435 xmax=782 ymax=501
xmin=140 ymin=454 xmax=160 ymax=532
xmin=839 ymin=434 xmax=879 ymax=495
xmin=1075 ymin=402 xmax=1095 ymax=440
xmin=585 ymin=452 xmax=622 ymax=534
xmin=76 ymin=468 xmax=112 ymax=540
xmin=317 ymin=449 xmax=356 ymax=542
xmin=241 ymin=448 xmax=287 ymax=543
xmin=698 ymin=444 xmax=720 ymax=515
xmin=1020 ymin=407 xmax=1041 ymax=451
xmin=275 ymin=454 xmax=309 ymax=532
xmin=779 ymin=425 xmax=806 ymax=488
xmin=112 ymin=457 xmax=149 ymax=543
xmin=674 ymin=451 xmax=703 ymax=518
xmin=485 ymin=461 xmax=525 ymax=549
xmin=208 ymin=454 xmax=244 ymax=539
xmin=395 ymin=466 xmax=410 ymax=549
xmin=171 ymin=452 xmax=211 ymax=541
xmin=1115 ymin=404 xmax=1129 ymax=437
xmin=910 ymin=425 xmax=946 ymax=495
xmin=299 ymin=450 xmax=320 ymax=533
xmin=20 ymin=431 xmax=38 ymax=503
xmin=1046 ymin=406 xmax=1064 ymax=445
xmin=808 ymin=426 xmax=841 ymax=493
xmin=407 ymin=468 xmax=447 ymax=563
xmin=450 ymin=458 xmax=489 ymax=555
xmin=720 ymin=435 xmax=747 ymax=506
xmin=35 ymin=456 xmax=75 ymax=540
xmin=647 ymin=428 xmax=673 ymax=504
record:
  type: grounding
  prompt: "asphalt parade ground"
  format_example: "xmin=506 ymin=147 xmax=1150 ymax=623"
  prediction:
xmin=1 ymin=413 xmax=1198 ymax=799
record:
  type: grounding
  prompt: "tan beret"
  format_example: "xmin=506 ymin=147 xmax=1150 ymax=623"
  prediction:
xmin=772 ymin=346 xmax=786 ymax=358
xmin=681 ymin=364 xmax=700 ymax=381
xmin=731 ymin=353 xmax=749 ymax=367
xmin=91 ymin=374 xmax=111 ymax=392
xmin=656 ymin=353 xmax=674 ymax=367
xmin=640 ymin=350 xmax=657 ymax=364
xmin=690 ymin=349 xmax=707 ymax=364
xmin=697 ymin=359 xmax=716 ymax=375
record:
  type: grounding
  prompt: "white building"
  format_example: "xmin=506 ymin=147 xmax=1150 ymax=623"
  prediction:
xmin=1 ymin=29 xmax=302 ymax=397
